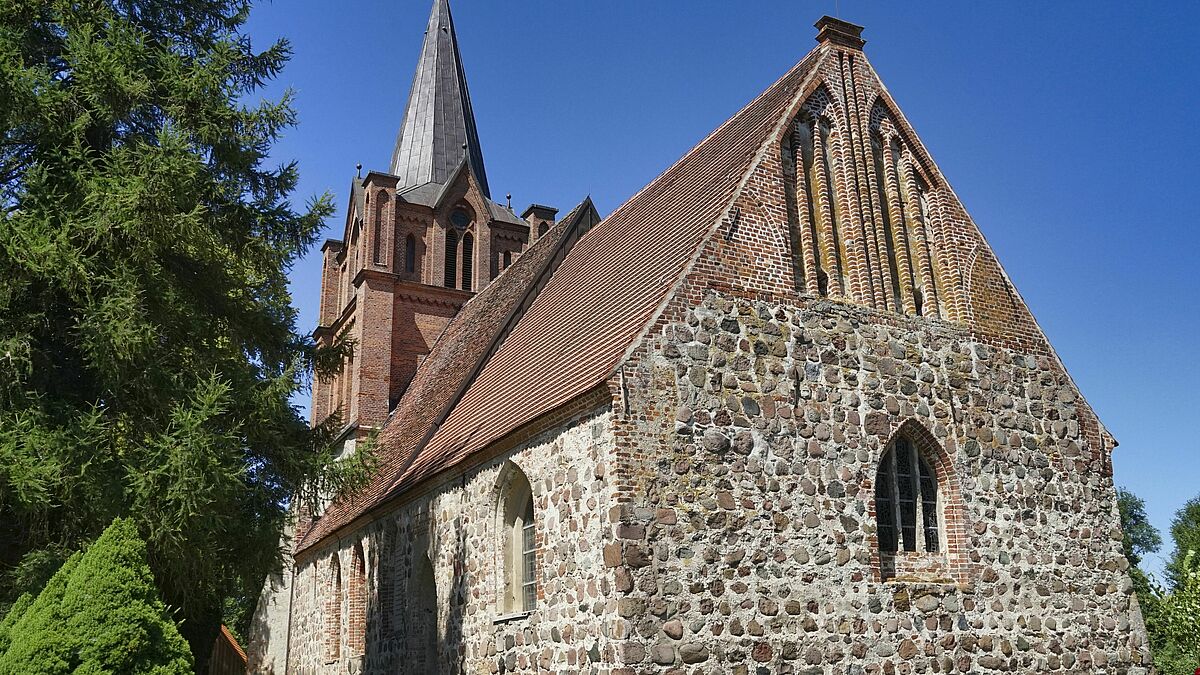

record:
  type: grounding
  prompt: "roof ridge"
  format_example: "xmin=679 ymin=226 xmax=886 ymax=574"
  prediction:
xmin=296 ymin=196 xmax=599 ymax=552
xmin=382 ymin=196 xmax=599 ymax=496
xmin=607 ymin=47 xmax=831 ymax=378
xmin=594 ymin=46 xmax=827 ymax=232
xmin=404 ymin=46 xmax=830 ymax=501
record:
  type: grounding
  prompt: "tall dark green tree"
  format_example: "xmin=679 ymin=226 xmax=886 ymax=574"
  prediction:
xmin=0 ymin=0 xmax=366 ymax=665
xmin=1166 ymin=497 xmax=1200 ymax=590
xmin=1118 ymin=487 xmax=1163 ymax=599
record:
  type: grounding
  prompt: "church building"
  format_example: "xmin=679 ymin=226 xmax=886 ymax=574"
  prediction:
xmin=248 ymin=2 xmax=1151 ymax=673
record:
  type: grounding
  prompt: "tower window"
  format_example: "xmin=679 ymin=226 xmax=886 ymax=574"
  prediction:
xmin=502 ymin=250 xmax=512 ymax=270
xmin=876 ymin=436 xmax=939 ymax=553
xmin=461 ymin=233 xmax=474 ymax=291
xmin=405 ymin=234 xmax=416 ymax=274
xmin=443 ymin=229 xmax=457 ymax=288
xmin=373 ymin=192 xmax=389 ymax=265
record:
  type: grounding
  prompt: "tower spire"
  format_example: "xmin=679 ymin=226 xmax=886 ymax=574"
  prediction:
xmin=390 ymin=0 xmax=491 ymax=198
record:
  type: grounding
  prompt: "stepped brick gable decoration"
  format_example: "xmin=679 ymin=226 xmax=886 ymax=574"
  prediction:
xmin=247 ymin=7 xmax=1151 ymax=674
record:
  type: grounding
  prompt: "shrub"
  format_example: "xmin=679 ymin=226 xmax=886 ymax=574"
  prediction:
xmin=0 ymin=519 xmax=192 ymax=674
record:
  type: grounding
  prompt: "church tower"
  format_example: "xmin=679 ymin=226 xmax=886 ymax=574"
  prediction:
xmin=310 ymin=0 xmax=551 ymax=445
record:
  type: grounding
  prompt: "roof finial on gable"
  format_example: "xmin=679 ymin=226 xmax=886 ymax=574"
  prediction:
xmin=815 ymin=15 xmax=865 ymax=50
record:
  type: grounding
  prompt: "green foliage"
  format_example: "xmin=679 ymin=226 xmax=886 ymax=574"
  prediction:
xmin=1118 ymin=487 xmax=1163 ymax=601
xmin=0 ymin=593 xmax=32 ymax=654
xmin=1146 ymin=550 xmax=1200 ymax=675
xmin=1167 ymin=497 xmax=1200 ymax=590
xmin=1118 ymin=487 xmax=1163 ymax=567
xmin=0 ymin=0 xmax=369 ymax=661
xmin=1121 ymin=488 xmax=1200 ymax=675
xmin=0 ymin=518 xmax=192 ymax=674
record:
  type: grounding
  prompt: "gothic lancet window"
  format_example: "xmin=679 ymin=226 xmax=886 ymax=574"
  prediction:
xmin=498 ymin=463 xmax=536 ymax=614
xmin=412 ymin=553 xmax=437 ymax=670
xmin=443 ymin=229 xmax=457 ymax=288
xmin=876 ymin=436 xmax=940 ymax=553
xmin=461 ymin=233 xmax=474 ymax=291
xmin=373 ymin=192 xmax=388 ymax=265
xmin=348 ymin=543 xmax=366 ymax=655
xmin=380 ymin=523 xmax=397 ymax=636
xmin=405 ymin=235 xmax=416 ymax=274
xmin=325 ymin=555 xmax=341 ymax=662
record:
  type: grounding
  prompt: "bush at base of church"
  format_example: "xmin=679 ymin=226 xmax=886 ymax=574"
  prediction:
xmin=0 ymin=518 xmax=192 ymax=674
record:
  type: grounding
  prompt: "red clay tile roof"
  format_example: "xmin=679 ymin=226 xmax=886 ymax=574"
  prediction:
xmin=301 ymin=46 xmax=824 ymax=551
xmin=391 ymin=50 xmax=824 ymax=493
xmin=297 ymin=198 xmax=598 ymax=552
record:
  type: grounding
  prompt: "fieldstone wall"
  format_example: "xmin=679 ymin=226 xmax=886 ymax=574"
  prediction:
xmin=284 ymin=406 xmax=618 ymax=674
xmin=605 ymin=290 xmax=1149 ymax=674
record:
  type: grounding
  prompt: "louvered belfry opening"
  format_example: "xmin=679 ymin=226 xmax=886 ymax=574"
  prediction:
xmin=461 ymin=233 xmax=474 ymax=291
xmin=782 ymin=73 xmax=944 ymax=320
xmin=443 ymin=229 xmax=458 ymax=288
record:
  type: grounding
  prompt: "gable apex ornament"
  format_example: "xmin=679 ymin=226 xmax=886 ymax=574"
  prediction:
xmin=815 ymin=15 xmax=865 ymax=50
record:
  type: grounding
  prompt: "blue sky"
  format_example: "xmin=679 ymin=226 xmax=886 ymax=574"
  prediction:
xmin=245 ymin=1 xmax=1199 ymax=580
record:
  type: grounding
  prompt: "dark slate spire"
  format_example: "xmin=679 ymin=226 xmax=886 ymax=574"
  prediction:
xmin=390 ymin=0 xmax=491 ymax=198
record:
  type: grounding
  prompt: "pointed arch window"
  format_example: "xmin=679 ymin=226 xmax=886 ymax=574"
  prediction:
xmin=350 ymin=222 xmax=362 ymax=275
xmin=443 ymin=229 xmax=458 ymax=288
xmin=499 ymin=463 xmax=536 ymax=613
xmin=405 ymin=235 xmax=416 ymax=274
xmin=348 ymin=543 xmax=366 ymax=655
xmin=461 ymin=233 xmax=474 ymax=291
xmin=876 ymin=436 xmax=939 ymax=553
xmin=502 ymin=250 xmax=512 ymax=270
xmin=373 ymin=192 xmax=389 ymax=265
xmin=324 ymin=555 xmax=342 ymax=662
xmin=412 ymin=553 xmax=437 ymax=669
xmin=380 ymin=523 xmax=397 ymax=636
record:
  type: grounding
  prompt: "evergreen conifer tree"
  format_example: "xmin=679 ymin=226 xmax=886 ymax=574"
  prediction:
xmin=0 ymin=0 xmax=368 ymax=664
xmin=0 ymin=518 xmax=192 ymax=674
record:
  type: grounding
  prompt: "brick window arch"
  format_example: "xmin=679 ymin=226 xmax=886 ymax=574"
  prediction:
xmin=348 ymin=542 xmax=366 ymax=655
xmin=496 ymin=461 xmax=536 ymax=614
xmin=876 ymin=435 xmax=939 ymax=553
xmin=324 ymin=554 xmax=341 ymax=662
xmin=870 ymin=419 xmax=971 ymax=584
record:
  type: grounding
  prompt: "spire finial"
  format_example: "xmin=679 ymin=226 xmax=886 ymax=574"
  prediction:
xmin=389 ymin=0 xmax=491 ymax=197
